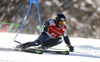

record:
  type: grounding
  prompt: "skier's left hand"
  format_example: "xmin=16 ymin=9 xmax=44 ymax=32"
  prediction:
xmin=69 ymin=46 xmax=74 ymax=52
xmin=68 ymin=45 xmax=74 ymax=52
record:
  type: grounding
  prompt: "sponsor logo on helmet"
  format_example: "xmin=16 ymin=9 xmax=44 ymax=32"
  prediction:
xmin=61 ymin=18 xmax=65 ymax=21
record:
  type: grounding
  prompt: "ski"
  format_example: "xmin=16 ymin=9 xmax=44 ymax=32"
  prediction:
xmin=44 ymin=50 xmax=69 ymax=55
xmin=0 ymin=47 xmax=43 ymax=54
xmin=23 ymin=48 xmax=69 ymax=55
xmin=0 ymin=47 xmax=69 ymax=55
xmin=13 ymin=41 xmax=70 ymax=55
xmin=22 ymin=48 xmax=43 ymax=54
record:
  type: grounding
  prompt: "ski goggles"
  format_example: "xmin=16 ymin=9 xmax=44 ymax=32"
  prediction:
xmin=59 ymin=21 xmax=65 ymax=25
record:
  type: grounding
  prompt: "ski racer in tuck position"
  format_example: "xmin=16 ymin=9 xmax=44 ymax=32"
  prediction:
xmin=17 ymin=13 xmax=74 ymax=52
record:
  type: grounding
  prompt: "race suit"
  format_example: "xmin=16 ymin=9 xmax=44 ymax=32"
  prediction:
xmin=26 ymin=19 xmax=71 ymax=47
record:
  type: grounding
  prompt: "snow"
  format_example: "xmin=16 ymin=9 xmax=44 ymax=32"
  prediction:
xmin=0 ymin=33 xmax=100 ymax=62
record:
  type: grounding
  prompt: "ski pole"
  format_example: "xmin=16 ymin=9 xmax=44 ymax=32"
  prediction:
xmin=14 ymin=40 xmax=22 ymax=45
xmin=30 ymin=46 xmax=69 ymax=51
xmin=13 ymin=2 xmax=32 ymax=42
xmin=49 ymin=48 xmax=69 ymax=51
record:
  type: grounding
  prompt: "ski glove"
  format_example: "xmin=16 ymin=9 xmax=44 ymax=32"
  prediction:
xmin=43 ymin=21 xmax=50 ymax=32
xmin=68 ymin=45 xmax=74 ymax=52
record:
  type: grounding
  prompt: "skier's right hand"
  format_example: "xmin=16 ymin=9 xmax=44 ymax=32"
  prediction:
xmin=43 ymin=21 xmax=50 ymax=32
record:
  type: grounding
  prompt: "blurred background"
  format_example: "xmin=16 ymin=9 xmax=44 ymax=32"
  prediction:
xmin=0 ymin=0 xmax=100 ymax=39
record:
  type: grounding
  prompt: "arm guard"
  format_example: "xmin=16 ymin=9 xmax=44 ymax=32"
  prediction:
xmin=63 ymin=36 xmax=71 ymax=45
xmin=43 ymin=21 xmax=50 ymax=32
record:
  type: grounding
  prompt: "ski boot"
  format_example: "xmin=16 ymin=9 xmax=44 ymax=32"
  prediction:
xmin=37 ymin=46 xmax=48 ymax=50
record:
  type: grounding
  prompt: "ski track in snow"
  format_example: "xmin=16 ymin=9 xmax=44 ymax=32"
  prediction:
xmin=0 ymin=33 xmax=100 ymax=62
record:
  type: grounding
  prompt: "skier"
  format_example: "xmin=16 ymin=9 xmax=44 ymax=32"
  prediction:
xmin=17 ymin=13 xmax=74 ymax=52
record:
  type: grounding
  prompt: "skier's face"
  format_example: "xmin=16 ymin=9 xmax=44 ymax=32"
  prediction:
xmin=58 ymin=21 xmax=65 ymax=28
xmin=59 ymin=21 xmax=65 ymax=25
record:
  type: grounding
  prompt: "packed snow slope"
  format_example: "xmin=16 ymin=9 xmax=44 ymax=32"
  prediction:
xmin=0 ymin=33 xmax=100 ymax=62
